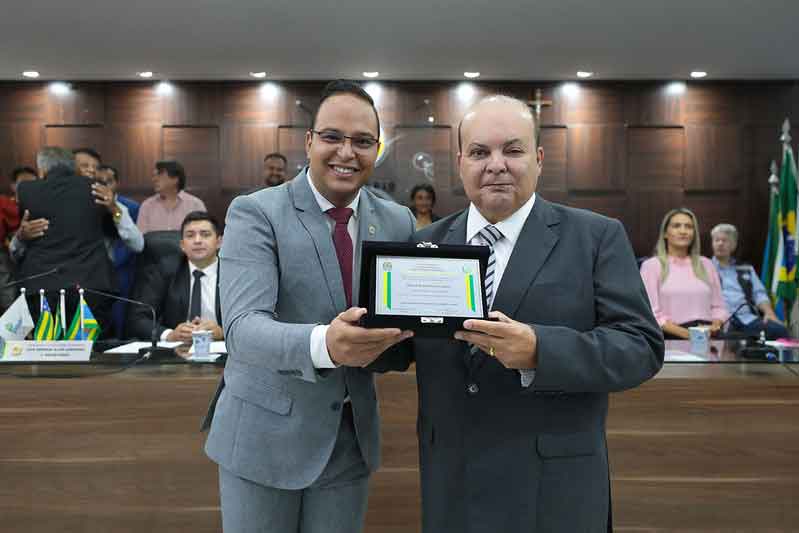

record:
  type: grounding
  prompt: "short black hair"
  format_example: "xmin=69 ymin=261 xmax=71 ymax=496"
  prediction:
xmin=97 ymin=164 xmax=119 ymax=181
xmin=263 ymin=152 xmax=288 ymax=165
xmin=155 ymin=160 xmax=187 ymax=190
xmin=311 ymin=80 xmax=380 ymax=136
xmin=410 ymin=183 xmax=436 ymax=205
xmin=73 ymin=147 xmax=102 ymax=162
xmin=180 ymin=211 xmax=221 ymax=236
xmin=11 ymin=166 xmax=37 ymax=182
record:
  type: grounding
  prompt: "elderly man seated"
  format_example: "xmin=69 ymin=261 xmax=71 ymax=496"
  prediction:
xmin=711 ymin=223 xmax=789 ymax=340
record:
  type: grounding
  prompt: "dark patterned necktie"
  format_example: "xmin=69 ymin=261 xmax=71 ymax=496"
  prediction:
xmin=326 ymin=207 xmax=354 ymax=308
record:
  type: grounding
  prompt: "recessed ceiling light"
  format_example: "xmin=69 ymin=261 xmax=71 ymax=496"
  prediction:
xmin=22 ymin=71 xmax=39 ymax=79
xmin=363 ymin=71 xmax=379 ymax=78
xmin=138 ymin=71 xmax=153 ymax=79
xmin=49 ymin=82 xmax=71 ymax=95
xmin=250 ymin=71 xmax=267 ymax=79
xmin=576 ymin=71 xmax=593 ymax=79
xmin=463 ymin=72 xmax=480 ymax=79
xmin=690 ymin=71 xmax=708 ymax=79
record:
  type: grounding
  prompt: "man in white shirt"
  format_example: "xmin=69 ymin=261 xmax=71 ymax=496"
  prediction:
xmin=127 ymin=211 xmax=222 ymax=342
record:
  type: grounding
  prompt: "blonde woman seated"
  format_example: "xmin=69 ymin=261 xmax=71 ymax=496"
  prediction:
xmin=640 ymin=208 xmax=728 ymax=339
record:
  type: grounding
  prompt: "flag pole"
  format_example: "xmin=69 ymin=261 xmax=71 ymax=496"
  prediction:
xmin=59 ymin=289 xmax=66 ymax=337
xmin=38 ymin=289 xmax=44 ymax=315
xmin=79 ymin=288 xmax=85 ymax=341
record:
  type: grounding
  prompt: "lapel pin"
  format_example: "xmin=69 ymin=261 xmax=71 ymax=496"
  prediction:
xmin=368 ymin=225 xmax=377 ymax=235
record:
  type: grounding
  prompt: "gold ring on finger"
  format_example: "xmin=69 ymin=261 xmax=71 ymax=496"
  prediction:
xmin=488 ymin=346 xmax=495 ymax=357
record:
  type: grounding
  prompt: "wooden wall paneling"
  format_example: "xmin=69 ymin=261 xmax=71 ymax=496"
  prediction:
xmin=105 ymin=124 xmax=162 ymax=194
xmin=562 ymin=84 xmax=625 ymax=124
xmin=684 ymin=84 xmax=746 ymax=124
xmin=566 ymin=125 xmax=626 ymax=191
xmin=627 ymin=190 xmax=685 ymax=257
xmin=743 ymin=126 xmax=782 ymax=266
xmin=624 ymin=83 xmax=684 ymax=126
xmin=221 ymin=82 xmax=285 ymax=123
xmin=283 ymin=83 xmax=324 ymax=128
xmin=744 ymin=82 xmax=794 ymax=126
xmin=392 ymin=126 xmax=462 ymax=214
xmin=684 ymin=125 xmax=744 ymax=191
xmin=277 ymin=126 xmax=309 ymax=177
xmin=220 ymin=123 xmax=277 ymax=192
xmin=45 ymin=83 xmax=105 ymax=125
xmin=163 ymin=83 xmax=221 ymax=125
xmin=44 ymin=125 xmax=106 ymax=156
xmin=627 ymin=126 xmax=684 ymax=190
xmin=566 ymin=193 xmax=629 ymax=226
xmin=0 ymin=84 xmax=47 ymax=122
xmin=538 ymin=126 xmax=567 ymax=192
xmin=399 ymin=85 xmax=452 ymax=127
xmin=0 ymin=122 xmax=44 ymax=179
xmin=683 ymin=191 xmax=740 ymax=256
xmin=162 ymin=126 xmax=221 ymax=221
xmin=105 ymin=83 xmax=164 ymax=123
xmin=365 ymin=82 xmax=400 ymax=127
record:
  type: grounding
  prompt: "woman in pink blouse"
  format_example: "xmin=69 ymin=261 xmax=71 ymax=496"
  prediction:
xmin=640 ymin=208 xmax=728 ymax=339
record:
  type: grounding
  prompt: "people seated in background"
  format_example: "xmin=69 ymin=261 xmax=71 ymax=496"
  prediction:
xmin=711 ymin=223 xmax=789 ymax=340
xmin=128 ymin=211 xmax=223 ymax=343
xmin=409 ymin=183 xmax=440 ymax=229
xmin=73 ymin=147 xmax=101 ymax=178
xmin=262 ymin=152 xmax=288 ymax=187
xmin=96 ymin=164 xmax=144 ymax=338
xmin=0 ymin=167 xmax=33 ymax=312
xmin=137 ymin=160 xmax=206 ymax=233
xmin=640 ymin=207 xmax=728 ymax=339
xmin=15 ymin=147 xmax=118 ymax=335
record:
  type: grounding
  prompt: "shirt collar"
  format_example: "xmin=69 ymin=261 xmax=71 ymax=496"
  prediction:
xmin=158 ymin=190 xmax=185 ymax=204
xmin=712 ymin=256 xmax=736 ymax=269
xmin=188 ymin=257 xmax=218 ymax=277
xmin=306 ymin=168 xmax=360 ymax=218
xmin=466 ymin=193 xmax=536 ymax=245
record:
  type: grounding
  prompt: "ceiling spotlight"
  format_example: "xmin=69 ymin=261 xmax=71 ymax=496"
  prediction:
xmin=456 ymin=82 xmax=476 ymax=102
xmin=666 ymin=81 xmax=686 ymax=95
xmin=576 ymin=71 xmax=593 ymax=79
xmin=49 ymin=82 xmax=71 ymax=95
xmin=463 ymin=72 xmax=480 ymax=79
xmin=562 ymin=82 xmax=580 ymax=98
xmin=156 ymin=81 xmax=173 ymax=95
xmin=138 ymin=71 xmax=153 ymax=79
xmin=22 ymin=71 xmax=39 ymax=79
xmin=690 ymin=71 xmax=708 ymax=79
xmin=363 ymin=71 xmax=379 ymax=78
xmin=250 ymin=71 xmax=267 ymax=79
xmin=427 ymin=115 xmax=435 ymax=123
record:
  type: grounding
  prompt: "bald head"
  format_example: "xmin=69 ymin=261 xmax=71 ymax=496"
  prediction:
xmin=457 ymin=94 xmax=544 ymax=224
xmin=458 ymin=95 xmax=538 ymax=152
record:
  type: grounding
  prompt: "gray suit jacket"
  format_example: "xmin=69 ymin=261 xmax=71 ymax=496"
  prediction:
xmin=405 ymin=198 xmax=664 ymax=533
xmin=204 ymin=170 xmax=415 ymax=490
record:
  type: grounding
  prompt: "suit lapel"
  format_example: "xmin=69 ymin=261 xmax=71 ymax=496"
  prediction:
xmin=172 ymin=259 xmax=190 ymax=322
xmin=290 ymin=172 xmax=347 ymax=312
xmin=214 ymin=260 xmax=222 ymax=324
xmin=492 ymin=197 xmax=561 ymax=318
xmin=353 ymin=191 xmax=379 ymax=306
xmin=442 ymin=211 xmax=469 ymax=245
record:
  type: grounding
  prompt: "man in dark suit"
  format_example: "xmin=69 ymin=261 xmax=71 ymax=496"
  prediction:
xmin=128 ymin=211 xmax=223 ymax=342
xmin=15 ymin=146 xmax=118 ymax=331
xmin=402 ymin=96 xmax=664 ymax=532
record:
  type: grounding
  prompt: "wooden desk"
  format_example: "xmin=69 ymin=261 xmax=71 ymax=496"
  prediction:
xmin=1 ymin=362 xmax=797 ymax=532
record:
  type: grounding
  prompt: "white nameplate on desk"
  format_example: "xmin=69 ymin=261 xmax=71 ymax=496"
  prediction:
xmin=0 ymin=341 xmax=93 ymax=362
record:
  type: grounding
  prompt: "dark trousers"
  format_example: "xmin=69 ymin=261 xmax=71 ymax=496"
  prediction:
xmin=26 ymin=290 xmax=114 ymax=340
xmin=730 ymin=316 xmax=790 ymax=340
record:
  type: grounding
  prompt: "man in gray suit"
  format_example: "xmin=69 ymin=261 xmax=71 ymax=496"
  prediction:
xmin=204 ymin=81 xmax=416 ymax=532
xmin=402 ymin=95 xmax=664 ymax=532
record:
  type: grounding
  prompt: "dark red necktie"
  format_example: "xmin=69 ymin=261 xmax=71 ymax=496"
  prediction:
xmin=326 ymin=207 xmax=354 ymax=308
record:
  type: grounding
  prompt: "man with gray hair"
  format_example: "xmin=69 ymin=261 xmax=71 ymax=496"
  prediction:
xmin=14 ymin=146 xmax=118 ymax=333
xmin=711 ymin=223 xmax=788 ymax=339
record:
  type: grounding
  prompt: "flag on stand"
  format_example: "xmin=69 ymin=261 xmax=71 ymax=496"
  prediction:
xmin=771 ymin=122 xmax=799 ymax=322
xmin=65 ymin=296 xmax=101 ymax=341
xmin=34 ymin=298 xmax=56 ymax=341
xmin=0 ymin=294 xmax=35 ymax=340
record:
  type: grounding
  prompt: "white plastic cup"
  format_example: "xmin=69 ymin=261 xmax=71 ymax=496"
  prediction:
xmin=192 ymin=330 xmax=212 ymax=357
xmin=688 ymin=326 xmax=710 ymax=355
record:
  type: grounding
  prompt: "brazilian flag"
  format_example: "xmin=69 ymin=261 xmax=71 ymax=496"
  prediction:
xmin=65 ymin=297 xmax=102 ymax=341
xmin=53 ymin=299 xmax=64 ymax=340
xmin=34 ymin=298 xmax=55 ymax=341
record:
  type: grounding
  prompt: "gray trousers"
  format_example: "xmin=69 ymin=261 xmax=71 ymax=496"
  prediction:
xmin=219 ymin=404 xmax=370 ymax=533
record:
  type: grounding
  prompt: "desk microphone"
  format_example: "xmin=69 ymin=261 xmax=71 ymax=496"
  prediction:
xmin=716 ymin=302 xmax=760 ymax=340
xmin=2 ymin=267 xmax=61 ymax=289
xmin=79 ymin=286 xmax=175 ymax=361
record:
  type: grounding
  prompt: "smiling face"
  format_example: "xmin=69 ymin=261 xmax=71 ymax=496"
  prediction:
xmin=458 ymin=97 xmax=543 ymax=223
xmin=75 ymin=152 xmax=99 ymax=178
xmin=305 ymin=93 xmax=379 ymax=207
xmin=180 ymin=220 xmax=221 ymax=268
xmin=665 ymin=213 xmax=695 ymax=255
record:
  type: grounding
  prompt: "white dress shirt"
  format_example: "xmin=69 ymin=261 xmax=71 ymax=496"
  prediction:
xmin=307 ymin=172 xmax=361 ymax=369
xmin=160 ymin=258 xmax=219 ymax=341
xmin=466 ymin=193 xmax=538 ymax=385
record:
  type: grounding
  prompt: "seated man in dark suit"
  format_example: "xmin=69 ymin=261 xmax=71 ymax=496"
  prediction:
xmin=128 ymin=211 xmax=223 ymax=342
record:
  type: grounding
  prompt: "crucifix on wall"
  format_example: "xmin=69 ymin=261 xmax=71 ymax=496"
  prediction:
xmin=527 ymin=88 xmax=552 ymax=120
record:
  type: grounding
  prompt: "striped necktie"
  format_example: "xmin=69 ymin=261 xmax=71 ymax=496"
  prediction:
xmin=470 ymin=225 xmax=503 ymax=355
